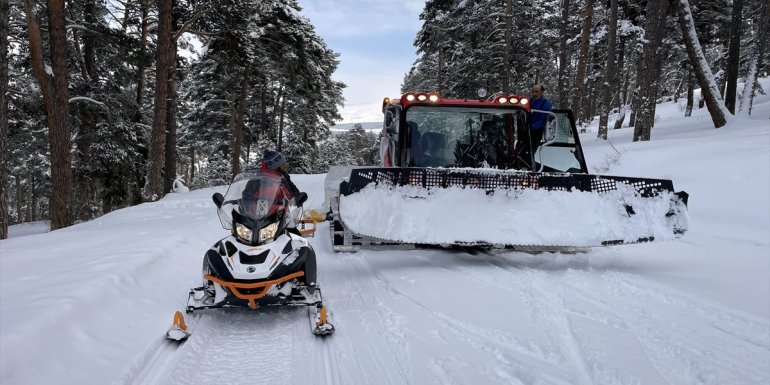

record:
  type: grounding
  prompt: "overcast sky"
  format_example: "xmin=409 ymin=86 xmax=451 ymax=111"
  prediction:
xmin=297 ymin=0 xmax=424 ymax=123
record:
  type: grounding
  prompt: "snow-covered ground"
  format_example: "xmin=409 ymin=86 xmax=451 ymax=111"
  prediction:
xmin=1 ymin=84 xmax=769 ymax=385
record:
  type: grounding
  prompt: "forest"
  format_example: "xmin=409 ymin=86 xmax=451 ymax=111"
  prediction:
xmin=0 ymin=0 xmax=767 ymax=238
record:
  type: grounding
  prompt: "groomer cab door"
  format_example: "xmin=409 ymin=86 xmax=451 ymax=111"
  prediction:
xmin=532 ymin=109 xmax=588 ymax=174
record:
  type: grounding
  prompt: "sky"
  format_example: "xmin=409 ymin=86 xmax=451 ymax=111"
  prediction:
xmin=297 ymin=0 xmax=425 ymax=124
xmin=2 ymin=80 xmax=768 ymax=385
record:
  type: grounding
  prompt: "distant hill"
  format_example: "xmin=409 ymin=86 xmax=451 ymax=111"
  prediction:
xmin=331 ymin=122 xmax=381 ymax=132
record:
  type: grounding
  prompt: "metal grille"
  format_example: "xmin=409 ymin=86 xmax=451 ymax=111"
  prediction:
xmin=341 ymin=168 xmax=676 ymax=197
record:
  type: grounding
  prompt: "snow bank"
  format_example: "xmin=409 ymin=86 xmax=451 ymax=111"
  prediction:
xmin=340 ymin=183 xmax=683 ymax=246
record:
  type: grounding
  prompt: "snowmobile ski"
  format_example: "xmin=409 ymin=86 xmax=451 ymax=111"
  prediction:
xmin=309 ymin=304 xmax=335 ymax=336
xmin=165 ymin=311 xmax=190 ymax=341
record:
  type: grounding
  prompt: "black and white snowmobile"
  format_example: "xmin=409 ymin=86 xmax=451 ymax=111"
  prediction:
xmin=166 ymin=169 xmax=335 ymax=340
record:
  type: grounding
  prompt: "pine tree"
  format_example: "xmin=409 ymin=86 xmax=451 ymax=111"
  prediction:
xmin=23 ymin=0 xmax=73 ymax=229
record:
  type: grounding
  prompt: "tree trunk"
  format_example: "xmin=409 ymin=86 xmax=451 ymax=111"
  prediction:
xmin=136 ymin=0 xmax=149 ymax=108
xmin=144 ymin=0 xmax=174 ymax=201
xmin=24 ymin=0 xmax=74 ymax=229
xmin=15 ymin=175 xmax=20 ymax=223
xmin=685 ymin=65 xmax=694 ymax=117
xmin=260 ymin=79 xmax=268 ymax=141
xmin=598 ymin=0 xmax=618 ymax=140
xmin=83 ymin=0 xmax=96 ymax=80
xmin=190 ymin=147 xmax=195 ymax=187
xmin=66 ymin=0 xmax=89 ymax=81
xmin=163 ymin=58 xmax=178 ymax=194
xmin=557 ymin=0 xmax=570 ymax=108
xmin=232 ymin=72 xmax=249 ymax=177
xmin=724 ymin=0 xmax=744 ymax=114
xmin=633 ymin=0 xmax=668 ymax=141
xmin=571 ymin=0 xmax=594 ymax=123
xmin=270 ymin=84 xmax=284 ymax=141
xmin=277 ymin=96 xmax=286 ymax=152
xmin=0 ymin=0 xmax=8 ymax=238
xmin=739 ymin=0 xmax=768 ymax=115
xmin=163 ymin=5 xmax=179 ymax=195
xmin=504 ymin=0 xmax=512 ymax=90
xmin=676 ymin=0 xmax=729 ymax=128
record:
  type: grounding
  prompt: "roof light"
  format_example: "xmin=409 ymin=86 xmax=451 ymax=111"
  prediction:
xmin=520 ymin=98 xmax=529 ymax=105
xmin=405 ymin=94 xmax=416 ymax=102
xmin=428 ymin=94 xmax=439 ymax=102
xmin=498 ymin=97 xmax=508 ymax=104
xmin=417 ymin=94 xmax=427 ymax=101
xmin=510 ymin=97 xmax=519 ymax=104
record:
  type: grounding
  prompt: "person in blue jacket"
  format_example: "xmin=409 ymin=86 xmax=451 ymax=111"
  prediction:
xmin=529 ymin=84 xmax=553 ymax=149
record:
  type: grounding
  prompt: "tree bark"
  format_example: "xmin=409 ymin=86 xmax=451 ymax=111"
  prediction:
xmin=163 ymin=56 xmax=178 ymax=194
xmin=740 ymin=0 xmax=768 ymax=115
xmin=557 ymin=0 xmax=570 ymax=108
xmin=260 ymin=79 xmax=268 ymax=141
xmin=598 ymin=0 xmax=618 ymax=140
xmin=724 ymin=0 xmax=743 ymax=114
xmin=685 ymin=65 xmax=694 ymax=117
xmin=136 ymin=0 xmax=149 ymax=108
xmin=163 ymin=4 xmax=179 ymax=194
xmin=633 ymin=0 xmax=668 ymax=141
xmin=144 ymin=0 xmax=174 ymax=200
xmin=277 ymin=95 xmax=286 ymax=152
xmin=571 ymin=0 xmax=594 ymax=123
xmin=0 ymin=0 xmax=9 ymax=238
xmin=24 ymin=0 xmax=74 ymax=229
xmin=189 ymin=147 xmax=195 ymax=187
xmin=676 ymin=0 xmax=729 ymax=128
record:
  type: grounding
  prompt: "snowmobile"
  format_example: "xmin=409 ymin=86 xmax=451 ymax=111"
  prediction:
xmin=326 ymin=91 xmax=689 ymax=252
xmin=166 ymin=169 xmax=334 ymax=340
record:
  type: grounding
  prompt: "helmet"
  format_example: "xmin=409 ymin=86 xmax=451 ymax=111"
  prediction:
xmin=262 ymin=150 xmax=287 ymax=171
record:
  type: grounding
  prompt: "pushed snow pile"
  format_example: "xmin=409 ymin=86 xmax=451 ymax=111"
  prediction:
xmin=339 ymin=183 xmax=684 ymax=246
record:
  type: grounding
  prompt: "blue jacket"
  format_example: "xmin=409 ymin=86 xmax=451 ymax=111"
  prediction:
xmin=530 ymin=96 xmax=553 ymax=130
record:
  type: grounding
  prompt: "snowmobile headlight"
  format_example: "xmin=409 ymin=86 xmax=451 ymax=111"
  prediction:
xmin=259 ymin=222 xmax=279 ymax=243
xmin=236 ymin=223 xmax=253 ymax=243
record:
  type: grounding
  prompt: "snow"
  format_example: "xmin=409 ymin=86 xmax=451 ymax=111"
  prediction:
xmin=1 ymin=80 xmax=769 ymax=385
xmin=340 ymin=183 xmax=682 ymax=246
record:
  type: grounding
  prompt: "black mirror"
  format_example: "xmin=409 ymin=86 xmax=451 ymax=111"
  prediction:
xmin=212 ymin=192 xmax=224 ymax=208
xmin=385 ymin=111 xmax=396 ymax=134
xmin=297 ymin=192 xmax=308 ymax=206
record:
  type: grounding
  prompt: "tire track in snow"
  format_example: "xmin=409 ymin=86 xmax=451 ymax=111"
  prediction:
xmin=336 ymin=254 xmax=412 ymax=384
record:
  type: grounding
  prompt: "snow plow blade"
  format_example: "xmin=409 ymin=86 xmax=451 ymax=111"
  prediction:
xmin=329 ymin=168 xmax=688 ymax=252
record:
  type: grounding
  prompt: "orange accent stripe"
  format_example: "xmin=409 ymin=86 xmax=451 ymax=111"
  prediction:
xmin=298 ymin=220 xmax=317 ymax=236
xmin=317 ymin=306 xmax=327 ymax=326
xmin=204 ymin=271 xmax=305 ymax=308
xmin=172 ymin=310 xmax=187 ymax=331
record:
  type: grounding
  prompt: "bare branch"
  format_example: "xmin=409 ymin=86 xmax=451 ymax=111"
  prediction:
xmin=174 ymin=6 xmax=212 ymax=41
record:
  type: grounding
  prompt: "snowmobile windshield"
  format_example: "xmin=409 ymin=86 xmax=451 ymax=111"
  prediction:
xmin=404 ymin=105 xmax=529 ymax=169
xmin=217 ymin=170 xmax=291 ymax=231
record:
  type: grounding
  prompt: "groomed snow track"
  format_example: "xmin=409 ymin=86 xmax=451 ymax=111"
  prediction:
xmin=119 ymin=220 xmax=768 ymax=385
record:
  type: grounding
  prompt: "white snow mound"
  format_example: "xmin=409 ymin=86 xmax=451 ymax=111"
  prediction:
xmin=339 ymin=183 xmax=683 ymax=246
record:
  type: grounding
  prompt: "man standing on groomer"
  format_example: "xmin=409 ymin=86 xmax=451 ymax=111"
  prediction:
xmin=530 ymin=84 xmax=553 ymax=150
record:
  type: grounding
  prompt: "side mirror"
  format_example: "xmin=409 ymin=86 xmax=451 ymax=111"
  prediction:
xmin=212 ymin=192 xmax=224 ymax=208
xmin=296 ymin=192 xmax=308 ymax=206
xmin=385 ymin=111 xmax=396 ymax=134
xmin=543 ymin=116 xmax=557 ymax=144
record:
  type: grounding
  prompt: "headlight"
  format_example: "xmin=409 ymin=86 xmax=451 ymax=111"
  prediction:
xmin=259 ymin=222 xmax=279 ymax=243
xmin=236 ymin=223 xmax=253 ymax=243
